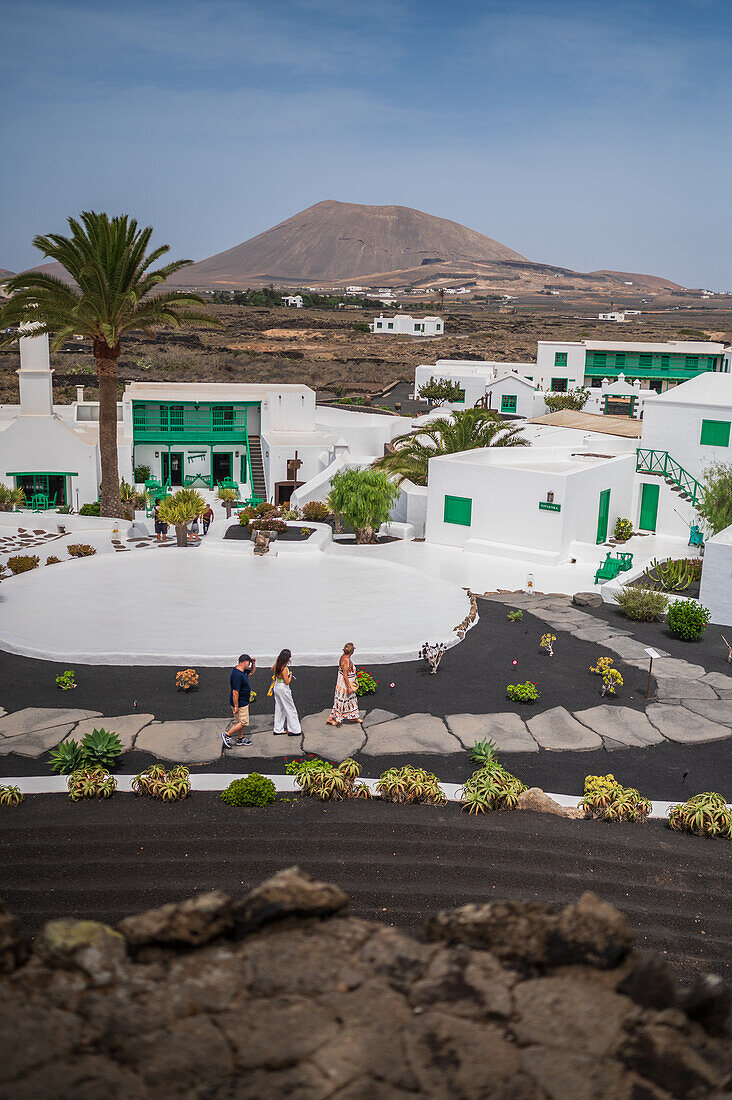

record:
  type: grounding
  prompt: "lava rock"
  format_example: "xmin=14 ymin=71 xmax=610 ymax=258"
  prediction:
xmin=232 ymin=866 xmax=349 ymax=935
xmin=617 ymin=951 xmax=678 ymax=1010
xmin=37 ymin=919 xmax=126 ymax=984
xmin=680 ymin=974 xmax=732 ymax=1036
xmin=516 ymin=787 xmax=584 ymax=819
xmin=572 ymin=591 xmax=603 ymax=607
xmin=117 ymin=890 xmax=234 ymax=949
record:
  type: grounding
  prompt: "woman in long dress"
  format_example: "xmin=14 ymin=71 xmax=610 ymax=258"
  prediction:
xmin=271 ymin=649 xmax=301 ymax=737
xmin=326 ymin=642 xmax=362 ymax=726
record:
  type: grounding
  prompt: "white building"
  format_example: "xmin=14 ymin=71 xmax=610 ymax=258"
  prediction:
xmin=598 ymin=312 xmax=627 ymax=322
xmin=371 ymin=314 xmax=444 ymax=336
xmin=0 ymin=334 xmax=406 ymax=511
xmin=536 ymin=338 xmax=730 ymax=393
xmin=282 ymin=295 xmax=303 ymax=308
xmin=413 ymin=359 xmax=537 ymax=412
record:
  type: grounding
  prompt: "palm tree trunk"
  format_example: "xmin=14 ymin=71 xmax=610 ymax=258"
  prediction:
xmin=95 ymin=345 xmax=123 ymax=518
xmin=175 ymin=523 xmax=189 ymax=547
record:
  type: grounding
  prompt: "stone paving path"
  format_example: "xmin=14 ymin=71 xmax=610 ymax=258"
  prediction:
xmin=1 ymin=595 xmax=731 ymax=764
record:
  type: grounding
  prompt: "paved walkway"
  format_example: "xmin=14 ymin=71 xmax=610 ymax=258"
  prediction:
xmin=1 ymin=595 xmax=731 ymax=763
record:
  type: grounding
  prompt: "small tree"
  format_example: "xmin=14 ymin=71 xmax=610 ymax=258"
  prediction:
xmin=697 ymin=462 xmax=732 ymax=535
xmin=157 ymin=488 xmax=206 ymax=547
xmin=417 ymin=376 xmax=465 ymax=406
xmin=327 ymin=468 xmax=399 ymax=544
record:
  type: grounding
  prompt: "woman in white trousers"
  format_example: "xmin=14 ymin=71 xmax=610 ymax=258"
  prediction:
xmin=271 ymin=649 xmax=302 ymax=737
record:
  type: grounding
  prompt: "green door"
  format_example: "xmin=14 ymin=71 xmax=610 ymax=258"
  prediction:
xmin=596 ymin=489 xmax=610 ymax=544
xmin=639 ymin=482 xmax=660 ymax=532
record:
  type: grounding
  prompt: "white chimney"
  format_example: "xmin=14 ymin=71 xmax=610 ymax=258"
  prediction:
xmin=76 ymin=386 xmax=85 ymax=402
xmin=17 ymin=325 xmax=54 ymax=416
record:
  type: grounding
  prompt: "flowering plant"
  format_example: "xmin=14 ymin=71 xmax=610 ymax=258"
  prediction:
xmin=600 ymin=668 xmax=623 ymax=696
xmin=539 ymin=633 xmax=556 ymax=656
xmin=355 ymin=668 xmax=378 ymax=695
xmin=589 ymin=656 xmax=614 ymax=675
xmin=176 ymin=668 xmax=199 ymax=691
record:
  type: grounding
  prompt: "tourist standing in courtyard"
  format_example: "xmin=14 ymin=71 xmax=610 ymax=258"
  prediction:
xmin=153 ymin=503 xmax=168 ymax=542
xmin=327 ymin=642 xmax=362 ymax=726
xmin=222 ymin=654 xmax=255 ymax=747
xmin=202 ymin=503 xmax=214 ymax=535
xmin=189 ymin=514 xmax=201 ymax=542
xmin=271 ymin=649 xmax=301 ymax=737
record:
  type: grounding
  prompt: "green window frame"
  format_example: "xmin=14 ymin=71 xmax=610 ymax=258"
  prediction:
xmin=387 ymin=322 xmax=394 ymax=330
xmin=614 ymin=353 xmax=626 ymax=368
xmin=375 ymin=322 xmax=382 ymax=329
xmin=685 ymin=356 xmax=699 ymax=369
xmin=700 ymin=419 xmax=731 ymax=447
xmin=639 ymin=354 xmax=651 ymax=368
xmin=660 ymin=355 xmax=669 ymax=369
xmin=444 ymin=494 xmax=472 ymax=526
xmin=550 ymin=377 xmax=568 ymax=392
xmin=554 ymin=351 xmax=567 ymax=366
xmin=453 ymin=388 xmax=466 ymax=403
xmin=501 ymin=394 xmax=517 ymax=412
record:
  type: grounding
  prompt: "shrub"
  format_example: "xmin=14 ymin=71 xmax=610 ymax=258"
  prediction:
xmin=580 ymin=774 xmax=651 ymax=824
xmin=355 ymin=668 xmax=377 ymax=695
xmin=79 ymin=502 xmax=100 ymax=516
xmin=506 ymin=681 xmax=539 ymax=703
xmin=251 ymin=516 xmax=287 ymax=534
xmin=55 ymin=669 xmax=77 ymax=691
xmin=221 ymin=774 xmax=277 ymax=807
xmin=6 ymin=554 xmax=40 ymax=574
xmin=45 ymin=555 xmax=61 ymax=565
xmin=614 ymin=584 xmax=668 ymax=622
xmin=67 ymin=767 xmax=116 ymax=801
xmin=614 ymin=517 xmax=633 ymax=541
xmin=0 ymin=785 xmax=24 ymax=807
xmin=79 ymin=728 xmax=123 ymax=770
xmin=589 ymin=656 xmax=614 ymax=676
xmin=217 ymin=487 xmax=238 ymax=504
xmin=461 ymin=760 xmax=526 ymax=814
xmin=0 ymin=485 xmax=26 ymax=511
xmin=470 ymin=738 xmax=497 ymax=767
xmin=667 ymin=600 xmax=711 ymax=641
xmin=238 ymin=506 xmax=257 ymax=524
xmin=280 ymin=505 xmax=302 ymax=521
xmin=133 ymin=764 xmax=191 ymax=801
xmin=134 ymin=464 xmax=151 ymax=483
xmin=539 ymin=633 xmax=556 ymax=656
xmin=119 ymin=478 xmax=135 ymax=502
xmin=255 ymin=501 xmax=278 ymax=516
xmin=295 ymin=760 xmax=355 ymax=801
xmin=67 ymin=543 xmax=96 ymax=557
xmin=543 ymin=387 xmax=590 ymax=412
xmin=668 ymin=792 xmax=731 ymax=839
xmin=601 ymin=668 xmax=623 ymax=696
xmin=302 ymin=500 xmax=330 ymax=522
xmin=176 ymin=668 xmax=199 ymax=691
xmin=327 ymin=468 xmax=400 ymax=544
xmin=506 ymin=609 xmax=523 ymax=622
xmin=353 ymin=322 xmax=370 ymax=333
xmin=377 ymin=765 xmax=445 ymax=805
xmin=417 ymin=376 xmax=466 ymax=405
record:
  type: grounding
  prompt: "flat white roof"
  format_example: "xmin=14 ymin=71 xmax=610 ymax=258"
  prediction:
xmin=433 ymin=444 xmax=628 ymax=473
xmin=124 ymin=382 xmax=313 ymax=400
xmin=537 ymin=339 xmax=726 ymax=354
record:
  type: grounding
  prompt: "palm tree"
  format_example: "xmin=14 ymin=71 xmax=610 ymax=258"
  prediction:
xmin=0 ymin=212 xmax=219 ymax=517
xmin=373 ymin=407 xmax=529 ymax=486
xmin=157 ymin=488 xmax=207 ymax=547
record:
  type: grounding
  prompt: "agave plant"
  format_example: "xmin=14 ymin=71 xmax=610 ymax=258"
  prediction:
xmin=377 ymin=765 xmax=446 ymax=806
xmin=338 ymin=758 xmax=361 ymax=781
xmin=132 ymin=764 xmax=168 ymax=797
xmin=460 ymin=761 xmax=527 ymax=813
xmin=580 ymin=774 xmax=651 ymax=823
xmin=470 ymin=738 xmax=497 ymax=767
xmin=0 ymin=784 xmax=24 ymax=807
xmin=49 ymin=738 xmax=84 ymax=775
xmin=668 ymin=792 xmax=731 ymax=838
xmin=80 ymin=727 xmax=123 ymax=770
xmin=67 ymin=767 xmax=116 ymax=801
xmin=353 ymin=783 xmax=373 ymax=799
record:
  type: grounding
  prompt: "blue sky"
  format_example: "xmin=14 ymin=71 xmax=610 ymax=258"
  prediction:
xmin=1 ymin=0 xmax=731 ymax=287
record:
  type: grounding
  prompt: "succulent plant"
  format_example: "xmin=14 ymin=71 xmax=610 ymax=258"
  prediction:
xmin=67 ymin=767 xmax=116 ymax=801
xmin=0 ymin=785 xmax=24 ymax=807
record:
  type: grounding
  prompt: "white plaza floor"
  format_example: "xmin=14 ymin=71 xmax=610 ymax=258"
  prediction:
xmin=0 ymin=544 xmax=470 ymax=666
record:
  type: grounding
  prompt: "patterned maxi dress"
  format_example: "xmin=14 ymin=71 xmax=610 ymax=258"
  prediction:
xmin=329 ymin=658 xmax=361 ymax=724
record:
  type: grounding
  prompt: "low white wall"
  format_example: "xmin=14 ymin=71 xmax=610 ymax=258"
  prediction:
xmin=0 ymin=511 xmax=122 ymax=534
xmin=699 ymin=524 xmax=732 ymax=626
xmin=391 ymin=480 xmax=428 ymax=537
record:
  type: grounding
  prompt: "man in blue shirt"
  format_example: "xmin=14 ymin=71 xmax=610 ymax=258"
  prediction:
xmin=222 ymin=653 xmax=256 ymax=748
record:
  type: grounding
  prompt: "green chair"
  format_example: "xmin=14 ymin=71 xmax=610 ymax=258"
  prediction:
xmin=594 ymin=554 xmax=623 ymax=585
xmin=244 ymin=495 xmax=263 ymax=507
xmin=31 ymin=493 xmax=49 ymax=513
xmin=616 ymin=552 xmax=634 ymax=571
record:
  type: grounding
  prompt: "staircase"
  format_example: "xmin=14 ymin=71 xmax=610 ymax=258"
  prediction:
xmin=635 ymin=449 xmax=703 ymax=505
xmin=247 ymin=435 xmax=268 ymax=500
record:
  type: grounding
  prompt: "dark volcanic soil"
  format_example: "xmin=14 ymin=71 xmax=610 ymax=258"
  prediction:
xmin=1 ymin=795 xmax=729 ymax=980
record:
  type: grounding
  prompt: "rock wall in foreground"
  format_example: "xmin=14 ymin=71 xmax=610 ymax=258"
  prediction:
xmin=0 ymin=868 xmax=729 ymax=1099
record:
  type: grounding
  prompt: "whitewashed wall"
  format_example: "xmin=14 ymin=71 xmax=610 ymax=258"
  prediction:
xmin=535 ymin=342 xmax=586 ymax=390
xmin=699 ymin=523 xmax=732 ymax=626
xmin=640 ymin=388 xmax=732 ymax=481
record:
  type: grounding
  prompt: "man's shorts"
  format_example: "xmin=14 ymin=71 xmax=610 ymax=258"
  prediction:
xmin=231 ymin=705 xmax=250 ymax=726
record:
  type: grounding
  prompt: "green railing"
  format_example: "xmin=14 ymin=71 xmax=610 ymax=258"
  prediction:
xmin=132 ymin=401 xmax=255 ymax=442
xmin=635 ymin=448 xmax=703 ymax=505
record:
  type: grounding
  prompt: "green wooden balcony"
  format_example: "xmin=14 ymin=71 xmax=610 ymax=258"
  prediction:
xmin=132 ymin=401 xmax=256 ymax=443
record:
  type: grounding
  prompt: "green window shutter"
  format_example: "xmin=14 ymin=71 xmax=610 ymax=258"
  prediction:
xmin=700 ymin=419 xmax=731 ymax=447
xmin=444 ymin=495 xmax=472 ymax=526
xmin=550 ymin=378 xmax=568 ymax=392
xmin=455 ymin=389 xmax=466 ymax=403
xmin=554 ymin=351 xmax=567 ymax=366
xmin=501 ymin=395 xmax=517 ymax=411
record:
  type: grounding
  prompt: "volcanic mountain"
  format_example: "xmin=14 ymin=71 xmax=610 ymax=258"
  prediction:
xmin=169 ymin=200 xmax=531 ymax=287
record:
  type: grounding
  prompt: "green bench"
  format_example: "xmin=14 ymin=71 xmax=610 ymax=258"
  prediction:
xmin=594 ymin=551 xmax=634 ymax=585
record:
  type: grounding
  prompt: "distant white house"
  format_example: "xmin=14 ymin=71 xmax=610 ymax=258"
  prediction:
xmin=413 ymin=359 xmax=537 ymax=412
xmin=599 ymin=311 xmax=627 ymax=322
xmin=282 ymin=295 xmax=303 ymax=308
xmin=346 ymin=286 xmax=365 ymax=294
xmin=371 ymin=314 xmax=444 ymax=336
